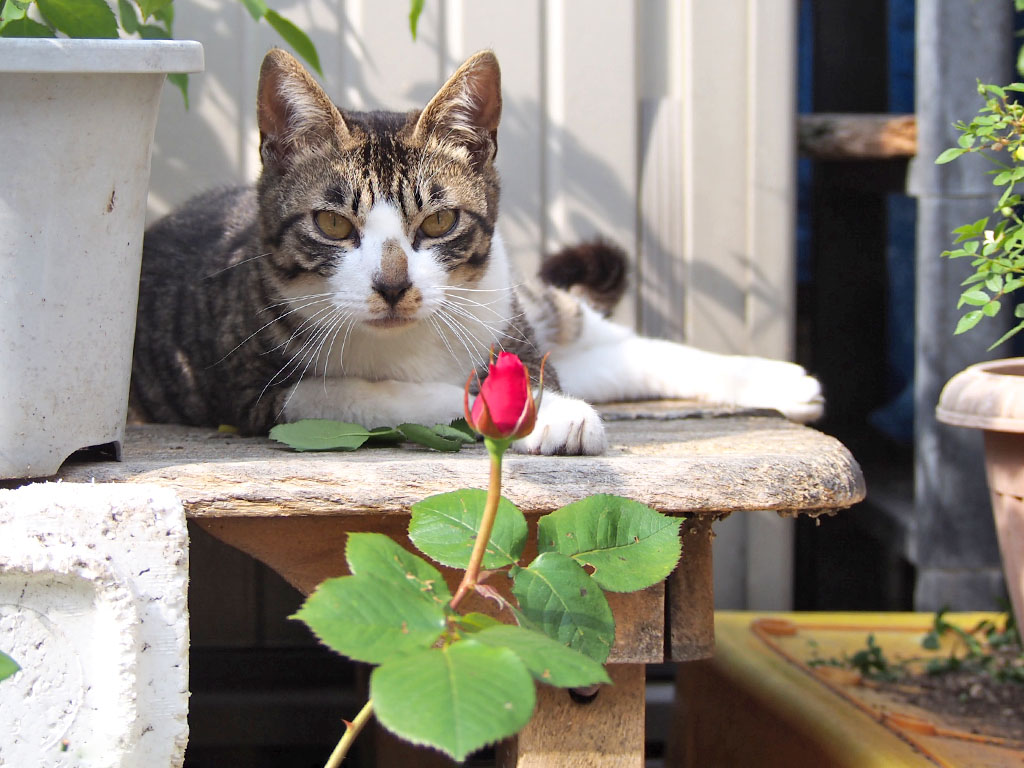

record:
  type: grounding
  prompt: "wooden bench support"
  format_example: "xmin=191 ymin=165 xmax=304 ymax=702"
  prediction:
xmin=497 ymin=664 xmax=645 ymax=768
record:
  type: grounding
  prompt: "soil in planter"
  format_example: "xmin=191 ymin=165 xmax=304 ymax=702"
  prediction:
xmin=877 ymin=649 xmax=1024 ymax=741
xmin=812 ymin=615 xmax=1024 ymax=742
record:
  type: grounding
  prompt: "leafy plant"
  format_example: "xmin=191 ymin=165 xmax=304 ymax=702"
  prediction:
xmin=0 ymin=0 xmax=321 ymax=106
xmin=293 ymin=352 xmax=683 ymax=763
xmin=0 ymin=651 xmax=18 ymax=683
xmin=922 ymin=608 xmax=1024 ymax=682
xmin=810 ymin=610 xmax=1023 ymax=685
xmin=937 ymin=80 xmax=1024 ymax=348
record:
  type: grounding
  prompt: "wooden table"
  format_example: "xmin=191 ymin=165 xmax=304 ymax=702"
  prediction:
xmin=50 ymin=402 xmax=865 ymax=767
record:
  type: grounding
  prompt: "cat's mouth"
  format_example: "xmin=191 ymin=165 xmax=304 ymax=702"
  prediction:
xmin=364 ymin=315 xmax=416 ymax=330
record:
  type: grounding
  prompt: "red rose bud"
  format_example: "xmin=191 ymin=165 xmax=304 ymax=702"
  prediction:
xmin=464 ymin=351 xmax=543 ymax=440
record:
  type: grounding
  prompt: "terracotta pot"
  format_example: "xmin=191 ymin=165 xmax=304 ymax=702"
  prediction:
xmin=937 ymin=358 xmax=1024 ymax=625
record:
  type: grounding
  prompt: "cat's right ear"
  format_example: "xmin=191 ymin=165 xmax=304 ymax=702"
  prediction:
xmin=257 ymin=48 xmax=350 ymax=171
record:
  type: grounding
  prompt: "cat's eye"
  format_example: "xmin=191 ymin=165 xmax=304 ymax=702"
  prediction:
xmin=313 ymin=211 xmax=354 ymax=240
xmin=419 ymin=209 xmax=458 ymax=238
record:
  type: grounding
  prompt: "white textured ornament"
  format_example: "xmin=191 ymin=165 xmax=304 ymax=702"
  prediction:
xmin=0 ymin=483 xmax=188 ymax=767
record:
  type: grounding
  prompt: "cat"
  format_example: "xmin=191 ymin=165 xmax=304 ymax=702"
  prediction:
xmin=129 ymin=48 xmax=823 ymax=456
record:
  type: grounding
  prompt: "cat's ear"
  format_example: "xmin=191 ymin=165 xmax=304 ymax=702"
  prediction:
xmin=257 ymin=48 xmax=350 ymax=170
xmin=414 ymin=50 xmax=502 ymax=166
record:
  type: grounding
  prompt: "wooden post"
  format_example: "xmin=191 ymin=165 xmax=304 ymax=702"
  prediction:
xmin=496 ymin=664 xmax=646 ymax=768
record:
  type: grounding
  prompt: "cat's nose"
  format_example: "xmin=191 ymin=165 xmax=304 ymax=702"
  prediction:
xmin=372 ymin=277 xmax=412 ymax=307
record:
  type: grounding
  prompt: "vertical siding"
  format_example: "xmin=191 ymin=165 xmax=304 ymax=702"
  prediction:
xmin=149 ymin=0 xmax=798 ymax=611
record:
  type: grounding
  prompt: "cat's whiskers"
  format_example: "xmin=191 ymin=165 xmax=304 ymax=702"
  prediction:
xmin=203 ymin=251 xmax=273 ymax=279
xmin=308 ymin=309 xmax=349 ymax=385
xmin=427 ymin=315 xmax=464 ymax=368
xmin=433 ymin=305 xmax=499 ymax=364
xmin=268 ymin=302 xmax=339 ymax=355
xmin=430 ymin=309 xmax=488 ymax=369
xmin=260 ymin=291 xmax=335 ymax=313
xmin=438 ymin=298 xmax=532 ymax=349
xmin=261 ymin=305 xmax=346 ymax=411
xmin=319 ymin=311 xmax=356 ymax=385
xmin=211 ymin=294 xmax=335 ymax=367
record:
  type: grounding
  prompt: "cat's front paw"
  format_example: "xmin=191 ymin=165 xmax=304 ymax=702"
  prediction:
xmin=512 ymin=391 xmax=607 ymax=455
xmin=729 ymin=358 xmax=824 ymax=423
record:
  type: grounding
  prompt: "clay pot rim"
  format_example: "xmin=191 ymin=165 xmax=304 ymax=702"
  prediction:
xmin=937 ymin=357 xmax=1024 ymax=432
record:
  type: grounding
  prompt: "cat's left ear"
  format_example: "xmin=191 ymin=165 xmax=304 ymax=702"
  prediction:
xmin=414 ymin=50 xmax=502 ymax=166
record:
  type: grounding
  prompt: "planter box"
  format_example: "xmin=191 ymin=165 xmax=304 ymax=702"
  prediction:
xmin=0 ymin=39 xmax=203 ymax=480
xmin=675 ymin=611 xmax=1023 ymax=768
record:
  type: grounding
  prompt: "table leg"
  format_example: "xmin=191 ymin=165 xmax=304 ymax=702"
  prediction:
xmin=669 ymin=517 xmax=715 ymax=661
xmin=496 ymin=664 xmax=646 ymax=767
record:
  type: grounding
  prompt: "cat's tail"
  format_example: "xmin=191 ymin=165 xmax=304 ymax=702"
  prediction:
xmin=538 ymin=239 xmax=628 ymax=316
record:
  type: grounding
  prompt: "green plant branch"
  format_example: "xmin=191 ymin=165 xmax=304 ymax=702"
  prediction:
xmin=324 ymin=698 xmax=374 ymax=768
xmin=450 ymin=446 xmax=504 ymax=611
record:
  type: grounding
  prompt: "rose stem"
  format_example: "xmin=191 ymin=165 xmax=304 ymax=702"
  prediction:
xmin=450 ymin=444 xmax=504 ymax=611
xmin=324 ymin=699 xmax=374 ymax=768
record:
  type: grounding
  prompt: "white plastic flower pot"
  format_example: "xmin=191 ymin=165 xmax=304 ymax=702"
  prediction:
xmin=0 ymin=39 xmax=203 ymax=479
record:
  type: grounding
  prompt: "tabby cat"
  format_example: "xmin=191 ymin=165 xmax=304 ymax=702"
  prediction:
xmin=129 ymin=48 xmax=822 ymax=455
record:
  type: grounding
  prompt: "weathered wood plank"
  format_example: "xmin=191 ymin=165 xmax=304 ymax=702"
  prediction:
xmin=48 ymin=404 xmax=864 ymax=519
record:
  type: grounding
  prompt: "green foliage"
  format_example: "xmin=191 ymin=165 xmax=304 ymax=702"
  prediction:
xmin=293 ymin=534 xmax=448 ymax=665
xmin=0 ymin=651 xmax=19 ymax=683
xmin=410 ymin=489 xmax=527 ymax=569
xmin=408 ymin=0 xmax=424 ymax=40
xmin=810 ymin=610 xmax=1023 ymax=685
xmin=938 ymin=81 xmax=1024 ymax=348
xmin=537 ymin=494 xmax=682 ymax=592
xmin=371 ymin=641 xmax=535 ymax=761
xmin=471 ymin=625 xmax=611 ymax=687
xmin=295 ymin=493 xmax=683 ymax=759
xmin=0 ymin=0 xmax=322 ymax=104
xmin=511 ymin=552 xmax=615 ymax=663
xmin=269 ymin=418 xmax=475 ymax=452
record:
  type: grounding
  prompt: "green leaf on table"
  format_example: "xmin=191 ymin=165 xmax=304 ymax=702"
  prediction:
xmin=429 ymin=424 xmax=477 ymax=444
xmin=537 ymin=494 xmax=682 ymax=592
xmin=371 ymin=641 xmax=535 ymax=762
xmin=345 ymin=532 xmax=452 ymax=607
xmin=37 ymin=0 xmax=118 ymax=38
xmin=0 ymin=651 xmax=19 ymax=682
xmin=265 ymin=9 xmax=322 ymax=76
xmin=397 ymin=422 xmax=463 ymax=452
xmin=293 ymin=572 xmax=446 ymax=664
xmin=365 ymin=426 xmax=404 ymax=446
xmin=410 ymin=489 xmax=527 ymax=569
xmin=511 ymin=552 xmax=615 ymax=663
xmin=0 ymin=16 xmax=54 ymax=36
xmin=268 ymin=419 xmax=371 ymax=451
xmin=472 ymin=624 xmax=611 ymax=687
